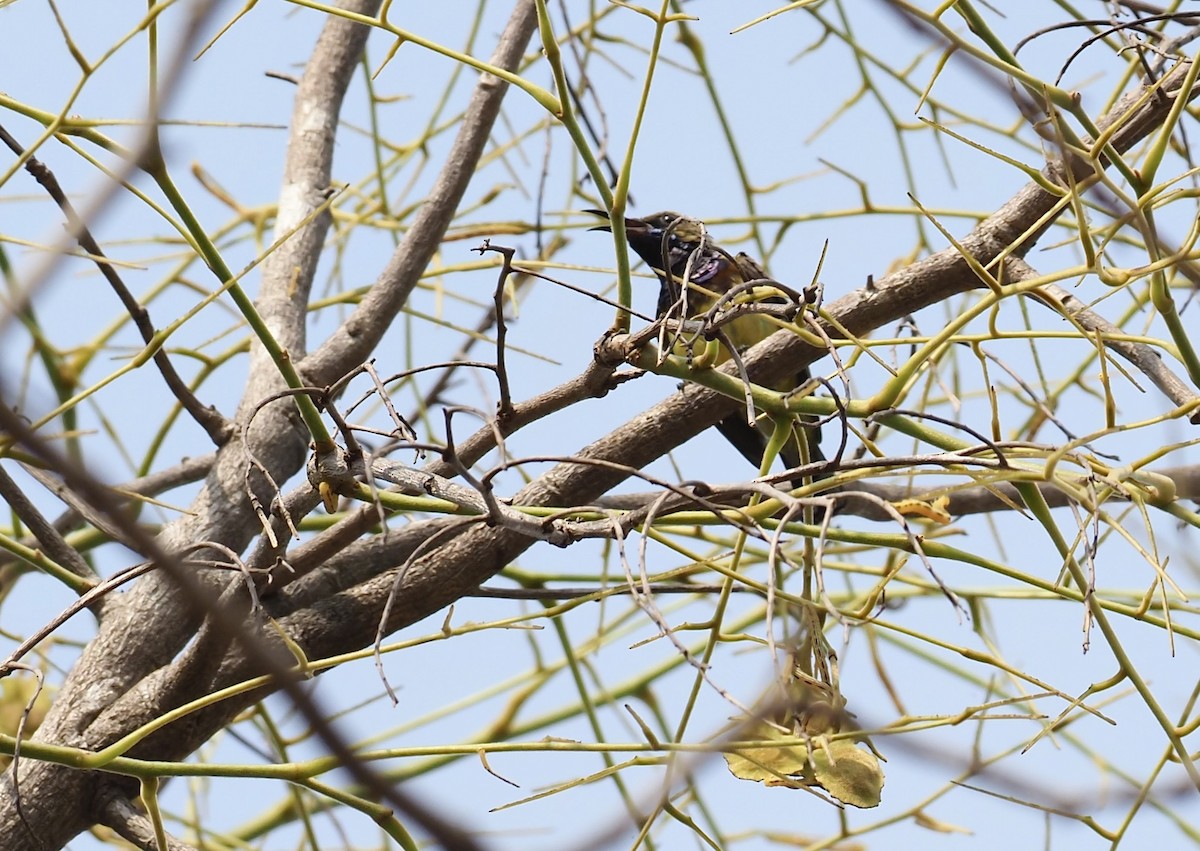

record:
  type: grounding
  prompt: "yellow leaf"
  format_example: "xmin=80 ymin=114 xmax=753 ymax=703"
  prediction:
xmin=724 ymin=721 xmax=885 ymax=808
xmin=725 ymin=721 xmax=809 ymax=784
xmin=891 ymin=494 xmax=952 ymax=524
xmin=914 ymin=810 xmax=973 ymax=834
xmin=810 ymin=740 xmax=884 ymax=808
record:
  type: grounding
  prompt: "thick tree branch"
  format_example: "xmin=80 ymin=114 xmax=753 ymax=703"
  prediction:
xmin=302 ymin=0 xmax=540 ymax=385
xmin=0 ymin=4 xmax=383 ymax=849
xmin=97 ymin=791 xmax=199 ymax=851
xmin=243 ymin=0 xmax=382 ymax=407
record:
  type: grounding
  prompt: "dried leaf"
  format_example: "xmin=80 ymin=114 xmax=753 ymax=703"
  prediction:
xmin=809 ymin=740 xmax=884 ymax=808
xmin=724 ymin=721 xmax=884 ymax=808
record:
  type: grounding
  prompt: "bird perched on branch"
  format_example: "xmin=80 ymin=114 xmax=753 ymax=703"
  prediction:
xmin=591 ymin=209 xmax=825 ymax=486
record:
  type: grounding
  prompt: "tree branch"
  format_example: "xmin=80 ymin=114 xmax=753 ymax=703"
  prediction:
xmin=302 ymin=0 xmax=540 ymax=385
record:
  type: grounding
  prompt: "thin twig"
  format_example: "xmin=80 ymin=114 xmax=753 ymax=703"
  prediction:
xmin=0 ymin=124 xmax=231 ymax=445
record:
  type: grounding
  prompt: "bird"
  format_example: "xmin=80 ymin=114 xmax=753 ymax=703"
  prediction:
xmin=591 ymin=210 xmax=825 ymax=487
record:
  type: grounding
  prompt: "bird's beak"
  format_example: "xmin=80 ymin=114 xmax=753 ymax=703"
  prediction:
xmin=584 ymin=208 xmax=613 ymax=232
xmin=585 ymin=209 xmax=651 ymax=237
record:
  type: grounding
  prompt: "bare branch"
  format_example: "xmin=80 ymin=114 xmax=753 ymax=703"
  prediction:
xmin=303 ymin=0 xmax=540 ymax=385
xmin=96 ymin=790 xmax=200 ymax=851
xmin=0 ymin=125 xmax=231 ymax=445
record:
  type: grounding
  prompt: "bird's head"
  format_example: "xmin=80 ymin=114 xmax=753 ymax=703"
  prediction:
xmin=587 ymin=209 xmax=705 ymax=273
